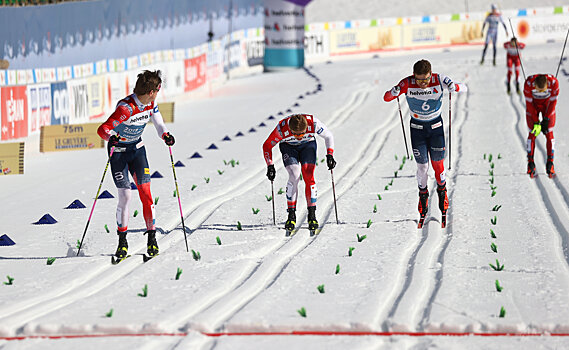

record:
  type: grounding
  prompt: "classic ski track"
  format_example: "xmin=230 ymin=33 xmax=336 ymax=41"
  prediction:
xmin=377 ymin=90 xmax=468 ymax=332
xmin=509 ymin=93 xmax=569 ymax=269
xmin=169 ymin=83 xmax=403 ymax=333
xmin=0 ymin=83 xmax=375 ymax=337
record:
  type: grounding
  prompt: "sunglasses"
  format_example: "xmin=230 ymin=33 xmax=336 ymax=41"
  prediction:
xmin=415 ymin=75 xmax=431 ymax=83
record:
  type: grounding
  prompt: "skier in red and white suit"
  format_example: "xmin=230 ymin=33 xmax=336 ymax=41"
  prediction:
xmin=263 ymin=114 xmax=335 ymax=232
xmin=503 ymin=37 xmax=525 ymax=94
xmin=523 ymin=73 xmax=559 ymax=178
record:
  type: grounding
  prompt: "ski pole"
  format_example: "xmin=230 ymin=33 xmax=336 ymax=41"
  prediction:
xmin=330 ymin=169 xmax=339 ymax=224
xmin=169 ymin=146 xmax=189 ymax=252
xmin=508 ymin=18 xmax=527 ymax=81
xmin=448 ymin=93 xmax=452 ymax=170
xmin=396 ymin=96 xmax=410 ymax=159
xmin=271 ymin=180 xmax=276 ymax=225
xmin=77 ymin=145 xmax=116 ymax=256
xmin=555 ymin=27 xmax=569 ymax=78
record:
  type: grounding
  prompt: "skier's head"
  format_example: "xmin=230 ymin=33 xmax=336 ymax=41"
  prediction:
xmin=510 ymin=37 xmax=518 ymax=46
xmin=491 ymin=4 xmax=497 ymax=11
xmin=535 ymin=74 xmax=548 ymax=91
xmin=134 ymin=70 xmax=162 ymax=101
xmin=289 ymin=114 xmax=308 ymax=140
xmin=413 ymin=59 xmax=432 ymax=89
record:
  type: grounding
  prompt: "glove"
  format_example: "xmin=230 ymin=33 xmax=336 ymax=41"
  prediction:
xmin=326 ymin=154 xmax=336 ymax=170
xmin=541 ymin=118 xmax=550 ymax=134
xmin=162 ymin=132 xmax=175 ymax=146
xmin=266 ymin=164 xmax=276 ymax=181
xmin=109 ymin=135 xmax=120 ymax=147
xmin=531 ymin=123 xmax=542 ymax=137
xmin=391 ymin=86 xmax=401 ymax=97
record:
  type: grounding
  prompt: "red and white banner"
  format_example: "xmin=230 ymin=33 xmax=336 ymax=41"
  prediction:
xmin=184 ymin=54 xmax=206 ymax=92
xmin=1 ymin=86 xmax=28 ymax=140
xmin=27 ymin=84 xmax=52 ymax=134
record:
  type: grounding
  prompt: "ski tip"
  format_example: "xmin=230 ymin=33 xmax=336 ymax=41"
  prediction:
xmin=142 ymin=254 xmax=157 ymax=262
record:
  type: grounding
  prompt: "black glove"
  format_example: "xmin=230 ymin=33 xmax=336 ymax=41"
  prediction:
xmin=163 ymin=132 xmax=175 ymax=146
xmin=109 ymin=135 xmax=120 ymax=147
xmin=326 ymin=154 xmax=336 ymax=170
xmin=266 ymin=164 xmax=276 ymax=181
xmin=541 ymin=118 xmax=550 ymax=133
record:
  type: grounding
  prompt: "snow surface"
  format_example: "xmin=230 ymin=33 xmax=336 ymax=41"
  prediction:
xmin=4 ymin=2 xmax=569 ymax=350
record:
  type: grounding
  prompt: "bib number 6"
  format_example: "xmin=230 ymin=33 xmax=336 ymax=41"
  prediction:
xmin=421 ymin=101 xmax=430 ymax=111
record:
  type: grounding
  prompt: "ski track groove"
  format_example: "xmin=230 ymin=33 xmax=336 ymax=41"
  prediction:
xmin=509 ymin=91 xmax=569 ymax=270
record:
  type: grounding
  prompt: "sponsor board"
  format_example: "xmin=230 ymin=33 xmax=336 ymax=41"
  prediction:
xmin=0 ymin=142 xmax=24 ymax=175
xmin=27 ymin=84 xmax=52 ymax=135
xmin=40 ymin=123 xmax=104 ymax=152
xmin=264 ymin=0 xmax=306 ymax=69
xmin=50 ymin=82 xmax=70 ymax=126
xmin=184 ymin=54 xmax=206 ymax=92
xmin=1 ymin=86 xmax=28 ymax=140
xmin=511 ymin=16 xmax=569 ymax=43
xmin=247 ymin=38 xmax=264 ymax=66
xmin=68 ymin=79 xmax=89 ymax=124
xmin=157 ymin=102 xmax=174 ymax=123
xmin=304 ymin=31 xmax=329 ymax=58
xmin=106 ymin=72 xmax=127 ymax=111
xmin=329 ymin=26 xmax=401 ymax=55
xmin=401 ymin=21 xmax=484 ymax=47
xmin=87 ymin=75 xmax=105 ymax=119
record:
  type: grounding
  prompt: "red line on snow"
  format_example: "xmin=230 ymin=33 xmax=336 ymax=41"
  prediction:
xmin=3 ymin=331 xmax=569 ymax=341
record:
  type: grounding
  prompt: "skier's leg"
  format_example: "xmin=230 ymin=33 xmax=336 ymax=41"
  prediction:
xmin=131 ymin=146 xmax=155 ymax=231
xmin=110 ymin=147 xmax=131 ymax=232
xmin=284 ymin=163 xmax=301 ymax=210
xmin=301 ymin=163 xmax=316 ymax=208
xmin=116 ymin=188 xmax=131 ymax=233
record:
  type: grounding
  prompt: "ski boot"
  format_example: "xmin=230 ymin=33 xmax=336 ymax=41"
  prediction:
xmin=418 ymin=187 xmax=429 ymax=228
xmin=546 ymin=158 xmax=555 ymax=178
xmin=112 ymin=231 xmax=128 ymax=264
xmin=515 ymin=82 xmax=520 ymax=94
xmin=145 ymin=229 xmax=159 ymax=258
xmin=493 ymin=57 xmax=496 ymax=66
xmin=480 ymin=58 xmax=484 ymax=65
xmin=285 ymin=208 xmax=296 ymax=236
xmin=506 ymin=82 xmax=511 ymax=95
xmin=437 ymin=183 xmax=449 ymax=228
xmin=527 ymin=158 xmax=536 ymax=178
xmin=307 ymin=206 xmax=319 ymax=236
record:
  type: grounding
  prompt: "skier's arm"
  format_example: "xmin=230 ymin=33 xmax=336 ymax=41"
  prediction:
xmin=440 ymin=74 xmax=468 ymax=93
xmin=383 ymin=78 xmax=408 ymax=102
xmin=262 ymin=126 xmax=283 ymax=166
xmin=500 ymin=16 xmax=508 ymax=35
xmin=523 ymin=82 xmax=539 ymax=124
xmin=545 ymin=78 xmax=559 ymax=118
xmin=481 ymin=16 xmax=488 ymax=35
xmin=314 ymin=118 xmax=334 ymax=156
xmin=149 ymin=104 xmax=170 ymax=139
xmin=97 ymin=105 xmax=131 ymax=141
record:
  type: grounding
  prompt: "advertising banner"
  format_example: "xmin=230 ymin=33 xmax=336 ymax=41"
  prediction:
xmin=0 ymin=142 xmax=24 ymax=175
xmin=184 ymin=54 xmax=206 ymax=92
xmin=247 ymin=37 xmax=264 ymax=66
xmin=304 ymin=31 xmax=329 ymax=59
xmin=87 ymin=75 xmax=105 ymax=120
xmin=68 ymin=79 xmax=89 ymax=124
xmin=329 ymin=26 xmax=401 ymax=55
xmin=207 ymin=41 xmax=224 ymax=81
xmin=511 ymin=16 xmax=569 ymax=43
xmin=40 ymin=123 xmax=104 ymax=152
xmin=224 ymin=39 xmax=243 ymax=73
xmin=27 ymin=84 xmax=52 ymax=135
xmin=106 ymin=72 xmax=127 ymax=112
xmin=1 ymin=86 xmax=28 ymax=141
xmin=162 ymin=61 xmax=184 ymax=98
xmin=264 ymin=0 xmax=307 ymax=69
xmin=401 ymin=21 xmax=484 ymax=48
xmin=157 ymin=102 xmax=174 ymax=123
xmin=50 ymin=82 xmax=70 ymax=126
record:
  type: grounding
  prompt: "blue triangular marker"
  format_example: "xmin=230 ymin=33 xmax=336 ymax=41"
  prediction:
xmin=130 ymin=182 xmax=138 ymax=190
xmin=306 ymin=91 xmax=311 ymax=95
xmin=65 ymin=199 xmax=86 ymax=209
xmin=207 ymin=144 xmax=218 ymax=150
xmin=258 ymin=122 xmax=266 ymax=127
xmin=33 ymin=214 xmax=58 ymax=225
xmin=293 ymin=103 xmax=300 ymax=107
xmin=267 ymin=115 xmax=275 ymax=120
xmin=190 ymin=152 xmax=203 ymax=158
xmin=278 ymin=112 xmax=284 ymax=115
xmin=249 ymin=128 xmax=256 ymax=133
xmin=0 ymin=234 xmax=15 ymax=246
xmin=151 ymin=171 xmax=163 ymax=178
xmin=236 ymin=132 xmax=244 ymax=137
xmin=98 ymin=190 xmax=114 ymax=199
xmin=175 ymin=160 xmax=185 ymax=167
xmin=286 ymin=109 xmax=292 ymax=113
xmin=222 ymin=135 xmax=231 ymax=141
xmin=298 ymin=95 xmax=304 ymax=99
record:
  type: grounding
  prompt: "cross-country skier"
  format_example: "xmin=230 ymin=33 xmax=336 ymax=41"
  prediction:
xmin=97 ymin=70 xmax=175 ymax=260
xmin=523 ymin=73 xmax=559 ymax=178
xmin=481 ymin=4 xmax=508 ymax=66
xmin=504 ymin=37 xmax=525 ymax=94
xmin=263 ymin=113 xmax=335 ymax=233
xmin=383 ymin=59 xmax=467 ymax=228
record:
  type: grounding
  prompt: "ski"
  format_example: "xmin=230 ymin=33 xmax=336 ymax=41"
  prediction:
xmin=285 ymin=227 xmax=299 ymax=237
xmin=310 ymin=228 xmax=321 ymax=237
xmin=441 ymin=212 xmax=447 ymax=228
xmin=111 ymin=254 xmax=131 ymax=265
xmin=142 ymin=254 xmax=158 ymax=262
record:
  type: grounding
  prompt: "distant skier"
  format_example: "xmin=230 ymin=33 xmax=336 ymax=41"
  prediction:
xmin=383 ymin=59 xmax=467 ymax=228
xmin=504 ymin=37 xmax=525 ymax=94
xmin=523 ymin=74 xmax=559 ymax=178
xmin=263 ymin=113 xmax=335 ymax=234
xmin=481 ymin=4 xmax=508 ymax=66
xmin=97 ymin=70 xmax=175 ymax=261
